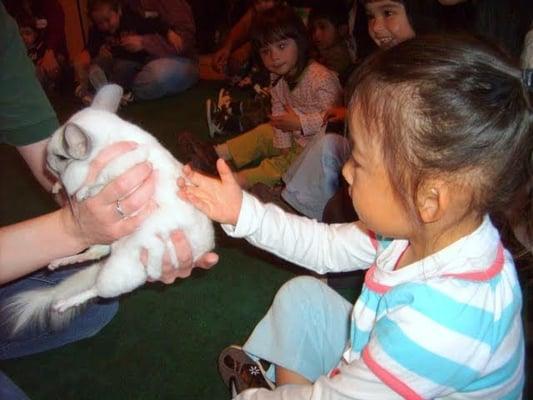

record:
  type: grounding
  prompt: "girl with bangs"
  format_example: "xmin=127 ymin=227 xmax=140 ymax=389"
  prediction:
xmin=182 ymin=5 xmax=343 ymax=190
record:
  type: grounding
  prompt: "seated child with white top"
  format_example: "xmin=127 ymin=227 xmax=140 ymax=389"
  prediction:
xmin=179 ymin=34 xmax=530 ymax=399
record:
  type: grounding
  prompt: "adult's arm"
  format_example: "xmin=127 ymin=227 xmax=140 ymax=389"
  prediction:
xmin=0 ymin=148 xmax=157 ymax=284
xmin=1 ymin=3 xmax=58 ymax=187
xmin=222 ymin=8 xmax=254 ymax=53
xmin=17 ymin=138 xmax=54 ymax=192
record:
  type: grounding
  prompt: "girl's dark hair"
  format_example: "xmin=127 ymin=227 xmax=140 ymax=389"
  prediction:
xmin=349 ymin=34 xmax=533 ymax=238
xmin=359 ymin=0 xmax=442 ymax=35
xmin=88 ymin=0 xmax=122 ymax=13
xmin=251 ymin=5 xmax=310 ymax=89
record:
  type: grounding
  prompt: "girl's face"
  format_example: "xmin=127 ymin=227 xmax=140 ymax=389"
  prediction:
xmin=91 ymin=4 xmax=121 ymax=34
xmin=342 ymin=106 xmax=412 ymax=238
xmin=311 ymin=18 xmax=340 ymax=51
xmin=20 ymin=27 xmax=37 ymax=48
xmin=365 ymin=1 xmax=415 ymax=49
xmin=259 ymin=38 xmax=299 ymax=76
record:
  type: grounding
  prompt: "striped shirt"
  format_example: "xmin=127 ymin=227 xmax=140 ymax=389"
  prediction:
xmin=223 ymin=193 xmax=524 ymax=399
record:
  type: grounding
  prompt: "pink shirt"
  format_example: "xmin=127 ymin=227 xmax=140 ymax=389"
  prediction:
xmin=270 ymin=61 xmax=342 ymax=149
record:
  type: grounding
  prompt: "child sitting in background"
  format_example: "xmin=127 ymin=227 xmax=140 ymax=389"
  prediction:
xmin=204 ymin=1 xmax=355 ymax=140
xmin=308 ymin=1 xmax=355 ymax=85
xmin=19 ymin=20 xmax=44 ymax=62
xmin=74 ymin=0 xmax=174 ymax=104
xmin=181 ymin=5 xmax=342 ymax=190
xmin=5 ymin=0 xmax=69 ymax=92
xmin=179 ymin=33 xmax=530 ymax=399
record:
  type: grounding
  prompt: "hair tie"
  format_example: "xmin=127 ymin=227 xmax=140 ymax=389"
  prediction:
xmin=523 ymin=69 xmax=533 ymax=90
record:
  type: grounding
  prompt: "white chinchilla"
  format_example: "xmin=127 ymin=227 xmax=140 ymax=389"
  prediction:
xmin=4 ymin=84 xmax=214 ymax=334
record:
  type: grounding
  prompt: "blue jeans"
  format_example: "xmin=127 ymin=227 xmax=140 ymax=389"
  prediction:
xmin=92 ymin=56 xmax=198 ymax=100
xmin=243 ymin=276 xmax=352 ymax=382
xmin=282 ymin=134 xmax=350 ymax=220
xmin=133 ymin=57 xmax=199 ymax=100
xmin=0 ymin=266 xmax=119 ymax=398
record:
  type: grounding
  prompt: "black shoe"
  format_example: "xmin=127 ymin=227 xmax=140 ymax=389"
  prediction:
xmin=176 ymin=131 xmax=218 ymax=175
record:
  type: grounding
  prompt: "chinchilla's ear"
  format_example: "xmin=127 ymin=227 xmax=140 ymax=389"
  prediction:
xmin=91 ymin=84 xmax=123 ymax=113
xmin=63 ymin=123 xmax=92 ymax=160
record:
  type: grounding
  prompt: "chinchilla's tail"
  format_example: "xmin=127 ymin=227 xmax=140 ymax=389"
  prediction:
xmin=2 ymin=263 xmax=101 ymax=336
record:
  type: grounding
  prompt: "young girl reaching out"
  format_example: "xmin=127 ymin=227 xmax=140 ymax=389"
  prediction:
xmin=179 ymin=35 xmax=531 ymax=398
xmin=183 ymin=5 xmax=342 ymax=189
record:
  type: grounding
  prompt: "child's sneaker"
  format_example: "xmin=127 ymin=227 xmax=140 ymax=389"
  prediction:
xmin=206 ymin=89 xmax=239 ymax=137
xmin=206 ymin=98 xmax=225 ymax=137
xmin=120 ymin=90 xmax=135 ymax=106
xmin=88 ymin=66 xmax=108 ymax=91
xmin=74 ymin=83 xmax=93 ymax=106
xmin=218 ymin=345 xmax=275 ymax=397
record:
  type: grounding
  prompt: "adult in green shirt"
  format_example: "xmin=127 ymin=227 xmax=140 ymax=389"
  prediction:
xmin=0 ymin=5 xmax=217 ymax=398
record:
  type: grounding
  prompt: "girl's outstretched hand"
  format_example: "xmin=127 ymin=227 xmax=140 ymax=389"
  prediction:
xmin=178 ymin=159 xmax=243 ymax=226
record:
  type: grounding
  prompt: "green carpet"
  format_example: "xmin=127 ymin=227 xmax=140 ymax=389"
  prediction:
xmin=0 ymin=81 xmax=530 ymax=398
xmin=0 ymin=81 xmax=359 ymax=399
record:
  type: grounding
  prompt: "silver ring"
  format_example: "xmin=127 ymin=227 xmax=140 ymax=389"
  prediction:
xmin=115 ymin=199 xmax=126 ymax=218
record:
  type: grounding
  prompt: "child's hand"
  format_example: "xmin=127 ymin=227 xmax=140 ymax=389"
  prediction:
xmin=212 ymin=46 xmax=230 ymax=73
xmin=120 ymin=35 xmax=144 ymax=52
xmin=98 ymin=45 xmax=113 ymax=59
xmin=39 ymin=49 xmax=60 ymax=78
xmin=322 ymin=106 xmax=347 ymax=125
xmin=269 ymin=104 xmax=301 ymax=131
xmin=167 ymin=30 xmax=183 ymax=54
xmin=178 ymin=159 xmax=243 ymax=226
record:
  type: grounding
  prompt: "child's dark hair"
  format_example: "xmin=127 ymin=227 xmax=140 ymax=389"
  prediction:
xmin=88 ymin=0 xmax=122 ymax=14
xmin=308 ymin=1 xmax=349 ymax=29
xmin=359 ymin=0 xmax=441 ymax=35
xmin=251 ymin=5 xmax=310 ymax=89
xmin=349 ymin=34 xmax=533 ymax=239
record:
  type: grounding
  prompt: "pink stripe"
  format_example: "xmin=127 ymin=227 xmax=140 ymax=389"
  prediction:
xmin=443 ymin=243 xmax=504 ymax=281
xmin=363 ymin=347 xmax=423 ymax=400
xmin=368 ymin=230 xmax=379 ymax=251
xmin=364 ymin=265 xmax=391 ymax=294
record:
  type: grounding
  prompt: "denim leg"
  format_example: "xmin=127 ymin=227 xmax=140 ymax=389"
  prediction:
xmin=0 ymin=266 xmax=118 ymax=360
xmin=132 ymin=57 xmax=199 ymax=100
xmin=243 ymin=276 xmax=353 ymax=382
xmin=282 ymin=134 xmax=350 ymax=220
xmin=0 ymin=370 xmax=29 ymax=400
xmin=109 ymin=59 xmax=142 ymax=90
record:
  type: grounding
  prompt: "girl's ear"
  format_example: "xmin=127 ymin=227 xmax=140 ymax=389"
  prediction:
xmin=416 ymin=180 xmax=449 ymax=223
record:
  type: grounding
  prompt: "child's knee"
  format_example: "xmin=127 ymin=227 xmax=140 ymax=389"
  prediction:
xmin=272 ymin=276 xmax=323 ymax=315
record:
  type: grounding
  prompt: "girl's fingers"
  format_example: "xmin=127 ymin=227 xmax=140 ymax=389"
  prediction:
xmin=216 ymin=159 xmax=234 ymax=182
xmin=182 ymin=164 xmax=215 ymax=187
xmin=98 ymin=162 xmax=153 ymax=204
xmin=179 ymin=189 xmax=207 ymax=213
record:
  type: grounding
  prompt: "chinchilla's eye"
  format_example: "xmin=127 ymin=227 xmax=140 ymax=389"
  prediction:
xmin=55 ymin=153 xmax=68 ymax=161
